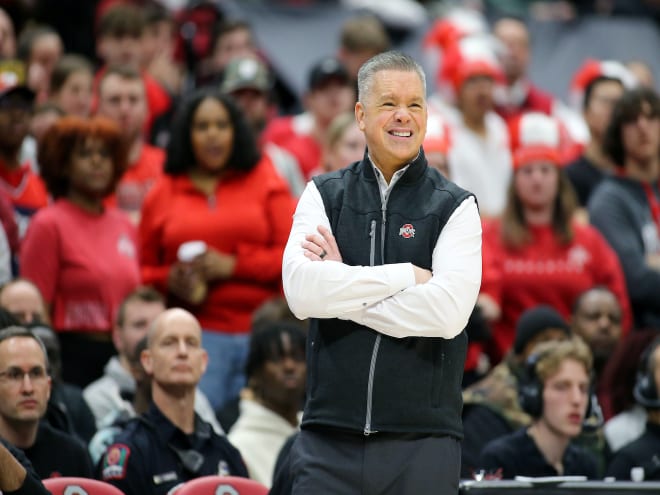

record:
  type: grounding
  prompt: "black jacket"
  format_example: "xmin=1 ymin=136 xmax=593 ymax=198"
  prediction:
xmin=99 ymin=403 xmax=248 ymax=495
xmin=607 ymin=422 xmax=660 ymax=480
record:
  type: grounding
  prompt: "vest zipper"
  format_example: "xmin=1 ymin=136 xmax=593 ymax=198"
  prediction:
xmin=365 ymin=219 xmax=378 ymax=435
xmin=364 ymin=200 xmax=388 ymax=436
xmin=369 ymin=220 xmax=376 ymax=266
xmin=364 ymin=335 xmax=381 ymax=435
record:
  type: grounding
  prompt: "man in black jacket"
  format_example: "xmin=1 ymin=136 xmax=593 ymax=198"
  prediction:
xmin=0 ymin=326 xmax=93 ymax=479
xmin=282 ymin=51 xmax=482 ymax=494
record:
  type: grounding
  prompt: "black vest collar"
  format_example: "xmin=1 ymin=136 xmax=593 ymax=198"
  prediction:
xmin=361 ymin=147 xmax=428 ymax=185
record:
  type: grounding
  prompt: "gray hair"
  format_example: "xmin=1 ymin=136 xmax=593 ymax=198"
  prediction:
xmin=357 ymin=51 xmax=426 ymax=103
xmin=0 ymin=326 xmax=50 ymax=371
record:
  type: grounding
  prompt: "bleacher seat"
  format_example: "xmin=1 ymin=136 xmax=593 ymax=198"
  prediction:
xmin=42 ymin=477 xmax=125 ymax=495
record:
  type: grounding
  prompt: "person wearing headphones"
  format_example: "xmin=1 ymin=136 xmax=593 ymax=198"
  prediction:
xmin=478 ymin=336 xmax=598 ymax=479
xmin=606 ymin=337 xmax=660 ymax=481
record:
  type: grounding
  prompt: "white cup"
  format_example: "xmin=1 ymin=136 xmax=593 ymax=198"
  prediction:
xmin=177 ymin=241 xmax=207 ymax=262
xmin=176 ymin=241 xmax=208 ymax=304
xmin=631 ymin=466 xmax=645 ymax=482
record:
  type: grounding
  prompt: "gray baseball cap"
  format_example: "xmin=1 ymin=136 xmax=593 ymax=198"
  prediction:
xmin=221 ymin=57 xmax=270 ymax=94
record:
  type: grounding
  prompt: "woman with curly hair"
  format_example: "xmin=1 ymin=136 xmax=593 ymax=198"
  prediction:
xmin=20 ymin=115 xmax=140 ymax=387
xmin=139 ymin=88 xmax=295 ymax=411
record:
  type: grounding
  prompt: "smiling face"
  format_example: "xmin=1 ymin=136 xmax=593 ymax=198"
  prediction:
xmin=190 ymin=97 xmax=235 ymax=174
xmin=355 ymin=69 xmax=427 ymax=173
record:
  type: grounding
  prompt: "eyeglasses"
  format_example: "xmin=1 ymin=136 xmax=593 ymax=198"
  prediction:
xmin=0 ymin=367 xmax=48 ymax=385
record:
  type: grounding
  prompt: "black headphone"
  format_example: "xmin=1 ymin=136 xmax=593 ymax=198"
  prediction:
xmin=633 ymin=337 xmax=660 ymax=409
xmin=518 ymin=350 xmax=602 ymax=430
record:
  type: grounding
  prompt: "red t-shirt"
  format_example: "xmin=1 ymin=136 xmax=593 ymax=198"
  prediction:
xmin=105 ymin=143 xmax=165 ymax=215
xmin=20 ymin=199 xmax=140 ymax=333
xmin=481 ymin=220 xmax=631 ymax=362
xmin=139 ymin=156 xmax=296 ymax=333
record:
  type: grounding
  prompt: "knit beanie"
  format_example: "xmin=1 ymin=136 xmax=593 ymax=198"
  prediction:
xmin=513 ymin=305 xmax=570 ymax=355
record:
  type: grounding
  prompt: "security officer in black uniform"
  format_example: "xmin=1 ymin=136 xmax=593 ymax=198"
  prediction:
xmin=98 ymin=308 xmax=247 ymax=494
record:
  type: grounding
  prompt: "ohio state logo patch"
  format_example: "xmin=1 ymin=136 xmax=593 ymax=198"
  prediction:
xmin=101 ymin=444 xmax=131 ymax=480
xmin=399 ymin=223 xmax=415 ymax=238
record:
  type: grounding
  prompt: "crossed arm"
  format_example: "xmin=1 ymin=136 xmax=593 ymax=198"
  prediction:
xmin=282 ymin=182 xmax=482 ymax=339
xmin=0 ymin=440 xmax=49 ymax=495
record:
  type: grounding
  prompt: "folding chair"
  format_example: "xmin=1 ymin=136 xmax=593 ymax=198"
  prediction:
xmin=174 ymin=475 xmax=269 ymax=495
xmin=42 ymin=477 xmax=125 ymax=495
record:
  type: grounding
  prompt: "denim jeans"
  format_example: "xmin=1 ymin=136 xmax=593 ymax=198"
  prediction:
xmin=198 ymin=330 xmax=250 ymax=411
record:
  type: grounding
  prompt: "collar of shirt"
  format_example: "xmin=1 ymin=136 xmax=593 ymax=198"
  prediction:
xmin=367 ymin=151 xmax=419 ymax=203
xmin=145 ymin=402 xmax=212 ymax=449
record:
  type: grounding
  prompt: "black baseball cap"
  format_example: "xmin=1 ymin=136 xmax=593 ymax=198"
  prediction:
xmin=308 ymin=56 xmax=350 ymax=91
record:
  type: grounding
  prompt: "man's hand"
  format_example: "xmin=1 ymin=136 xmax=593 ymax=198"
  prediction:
xmin=302 ymin=225 xmax=343 ymax=262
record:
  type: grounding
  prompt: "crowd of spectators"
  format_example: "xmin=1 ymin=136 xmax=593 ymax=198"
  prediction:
xmin=0 ymin=0 xmax=659 ymax=493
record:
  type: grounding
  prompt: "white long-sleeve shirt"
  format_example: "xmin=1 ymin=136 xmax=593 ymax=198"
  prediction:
xmin=282 ymin=170 xmax=482 ymax=339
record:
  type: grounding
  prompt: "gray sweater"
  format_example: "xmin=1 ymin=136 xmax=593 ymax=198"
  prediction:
xmin=588 ymin=176 xmax=660 ymax=329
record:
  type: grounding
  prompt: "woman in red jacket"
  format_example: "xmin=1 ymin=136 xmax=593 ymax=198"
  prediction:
xmin=139 ymin=88 xmax=296 ymax=411
xmin=480 ymin=112 xmax=631 ymax=364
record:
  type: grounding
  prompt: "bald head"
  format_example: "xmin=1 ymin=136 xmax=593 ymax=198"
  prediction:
xmin=147 ymin=308 xmax=201 ymax=347
xmin=0 ymin=279 xmax=48 ymax=325
xmin=142 ymin=308 xmax=207 ymax=389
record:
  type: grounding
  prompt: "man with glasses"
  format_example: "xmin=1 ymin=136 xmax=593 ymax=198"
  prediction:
xmin=0 ymin=326 xmax=92 ymax=478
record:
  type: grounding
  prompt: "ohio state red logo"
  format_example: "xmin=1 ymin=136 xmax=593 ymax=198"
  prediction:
xmin=399 ymin=223 xmax=415 ymax=238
